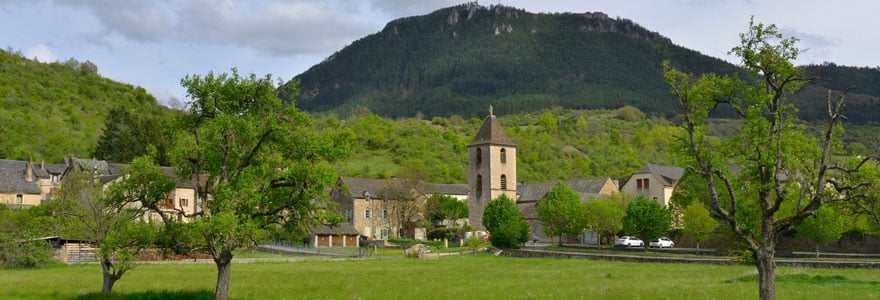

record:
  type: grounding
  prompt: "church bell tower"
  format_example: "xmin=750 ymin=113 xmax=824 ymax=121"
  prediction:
xmin=467 ymin=106 xmax=517 ymax=231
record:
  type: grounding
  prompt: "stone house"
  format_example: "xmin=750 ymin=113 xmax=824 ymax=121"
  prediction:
xmin=0 ymin=159 xmax=45 ymax=209
xmin=619 ymin=163 xmax=684 ymax=208
xmin=1 ymin=157 xmax=201 ymax=223
xmin=517 ymin=178 xmax=620 ymax=244
xmin=328 ymin=177 xmax=467 ymax=241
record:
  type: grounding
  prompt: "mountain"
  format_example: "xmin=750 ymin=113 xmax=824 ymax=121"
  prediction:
xmin=281 ymin=4 xmax=879 ymax=124
xmin=0 ymin=48 xmax=168 ymax=162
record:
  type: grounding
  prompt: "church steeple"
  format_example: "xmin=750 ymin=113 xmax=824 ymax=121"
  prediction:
xmin=467 ymin=106 xmax=517 ymax=231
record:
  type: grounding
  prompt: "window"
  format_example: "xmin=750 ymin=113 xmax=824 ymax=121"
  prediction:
xmin=179 ymin=198 xmax=188 ymax=208
xmin=364 ymin=209 xmax=372 ymax=219
xmin=51 ymin=175 xmax=59 ymax=183
xmin=500 ymin=148 xmax=507 ymax=163
xmin=476 ymin=148 xmax=482 ymax=165
xmin=382 ymin=209 xmax=389 ymax=219
xmin=636 ymin=178 xmax=650 ymax=190
xmin=15 ymin=194 xmax=23 ymax=204
xmin=500 ymin=174 xmax=507 ymax=190
xmin=476 ymin=175 xmax=483 ymax=199
xmin=162 ymin=198 xmax=174 ymax=209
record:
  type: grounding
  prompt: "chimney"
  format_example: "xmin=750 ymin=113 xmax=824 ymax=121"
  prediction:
xmin=25 ymin=157 xmax=33 ymax=182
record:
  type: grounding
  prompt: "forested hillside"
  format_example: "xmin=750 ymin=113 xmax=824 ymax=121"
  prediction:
xmin=321 ymin=107 xmax=880 ymax=184
xmin=282 ymin=4 xmax=880 ymax=124
xmin=282 ymin=4 xmax=740 ymax=119
xmin=0 ymin=48 xmax=170 ymax=162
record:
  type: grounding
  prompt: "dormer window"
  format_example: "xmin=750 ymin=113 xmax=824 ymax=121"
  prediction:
xmin=637 ymin=178 xmax=650 ymax=191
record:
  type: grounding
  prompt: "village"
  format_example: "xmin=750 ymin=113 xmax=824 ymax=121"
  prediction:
xmin=1 ymin=109 xmax=684 ymax=255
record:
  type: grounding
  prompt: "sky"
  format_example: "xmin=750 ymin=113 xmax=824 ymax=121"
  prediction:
xmin=2 ymin=0 xmax=877 ymax=107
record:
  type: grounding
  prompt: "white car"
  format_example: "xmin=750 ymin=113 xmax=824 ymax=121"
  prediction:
xmin=616 ymin=236 xmax=644 ymax=247
xmin=649 ymin=237 xmax=675 ymax=248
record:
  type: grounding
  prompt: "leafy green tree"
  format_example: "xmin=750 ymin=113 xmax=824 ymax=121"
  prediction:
xmin=682 ymin=202 xmax=717 ymax=255
xmin=94 ymin=107 xmax=175 ymax=165
xmin=616 ymin=105 xmax=645 ymax=121
xmin=482 ymin=194 xmax=529 ymax=249
xmin=55 ymin=169 xmax=158 ymax=293
xmin=583 ymin=198 xmax=625 ymax=245
xmin=538 ymin=111 xmax=558 ymax=132
xmin=796 ymin=206 xmax=847 ymax=258
xmin=848 ymin=158 xmax=880 ymax=232
xmin=664 ymin=17 xmax=877 ymax=300
xmin=425 ymin=193 xmax=468 ymax=226
xmin=622 ymin=196 xmax=672 ymax=249
xmin=536 ymin=182 xmax=587 ymax=245
xmin=102 ymin=156 xmax=179 ymax=251
xmin=173 ymin=69 xmax=348 ymax=300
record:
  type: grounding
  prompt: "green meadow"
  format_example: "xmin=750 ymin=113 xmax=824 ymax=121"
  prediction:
xmin=1 ymin=254 xmax=878 ymax=299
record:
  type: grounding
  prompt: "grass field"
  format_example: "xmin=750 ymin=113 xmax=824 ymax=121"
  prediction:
xmin=1 ymin=254 xmax=878 ymax=299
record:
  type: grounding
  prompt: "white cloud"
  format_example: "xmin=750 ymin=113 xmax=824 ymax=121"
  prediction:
xmin=25 ymin=44 xmax=56 ymax=62
xmin=174 ymin=0 xmax=378 ymax=55
xmin=56 ymin=0 xmax=170 ymax=42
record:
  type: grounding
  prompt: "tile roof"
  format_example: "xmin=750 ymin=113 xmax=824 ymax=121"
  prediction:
xmin=336 ymin=177 xmax=469 ymax=200
xmin=517 ymin=177 xmax=616 ymax=202
xmin=67 ymin=158 xmax=113 ymax=174
xmin=0 ymin=160 xmax=42 ymax=194
xmin=636 ymin=164 xmax=684 ymax=186
xmin=160 ymin=167 xmax=196 ymax=188
xmin=311 ymin=223 xmax=360 ymax=235
xmin=337 ymin=177 xmax=393 ymax=199
xmin=421 ymin=183 xmax=468 ymax=196
xmin=469 ymin=115 xmax=515 ymax=146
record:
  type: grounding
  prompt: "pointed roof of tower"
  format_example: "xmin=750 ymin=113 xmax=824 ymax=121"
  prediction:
xmin=469 ymin=108 xmax=515 ymax=147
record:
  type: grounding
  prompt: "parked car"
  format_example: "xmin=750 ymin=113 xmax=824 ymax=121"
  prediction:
xmin=649 ymin=237 xmax=675 ymax=248
xmin=616 ymin=236 xmax=644 ymax=247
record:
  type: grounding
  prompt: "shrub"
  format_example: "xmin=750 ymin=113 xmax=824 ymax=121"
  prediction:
xmin=0 ymin=240 xmax=53 ymax=268
xmin=464 ymin=236 xmax=486 ymax=254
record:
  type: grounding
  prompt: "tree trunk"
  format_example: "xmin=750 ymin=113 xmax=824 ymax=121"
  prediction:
xmin=100 ymin=258 xmax=119 ymax=293
xmin=214 ymin=249 xmax=233 ymax=300
xmin=754 ymin=249 xmax=776 ymax=300
xmin=815 ymin=244 xmax=820 ymax=259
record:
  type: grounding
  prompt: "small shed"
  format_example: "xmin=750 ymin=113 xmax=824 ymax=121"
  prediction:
xmin=312 ymin=224 xmax=360 ymax=248
xmin=31 ymin=237 xmax=97 ymax=264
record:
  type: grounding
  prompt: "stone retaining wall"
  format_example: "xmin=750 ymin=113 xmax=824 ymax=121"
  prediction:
xmin=503 ymin=249 xmax=880 ymax=269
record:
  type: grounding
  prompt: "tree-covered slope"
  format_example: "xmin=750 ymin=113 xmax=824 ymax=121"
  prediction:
xmin=324 ymin=107 xmax=880 ymax=185
xmin=0 ymin=48 xmax=167 ymax=162
xmin=282 ymin=4 xmax=740 ymax=119
xmin=282 ymin=4 xmax=880 ymax=124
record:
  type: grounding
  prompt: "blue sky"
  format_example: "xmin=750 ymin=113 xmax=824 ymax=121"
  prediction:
xmin=2 ymin=0 xmax=876 ymax=106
